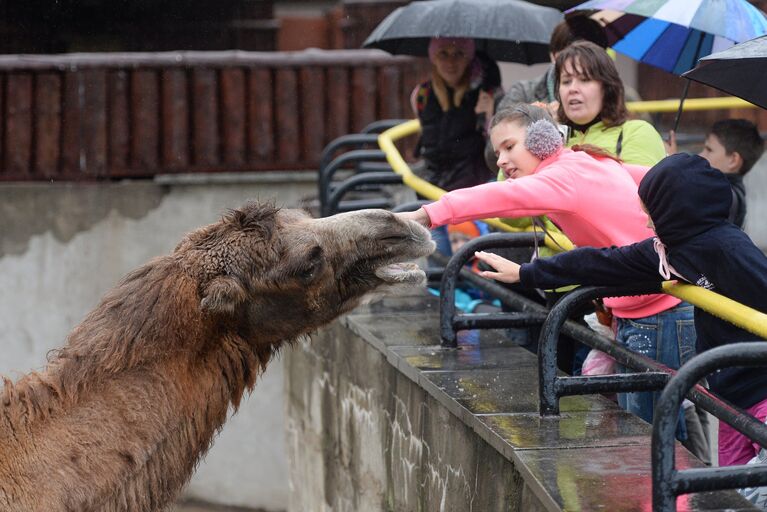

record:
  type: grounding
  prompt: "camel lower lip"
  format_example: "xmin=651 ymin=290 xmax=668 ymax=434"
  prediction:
xmin=374 ymin=262 xmax=426 ymax=285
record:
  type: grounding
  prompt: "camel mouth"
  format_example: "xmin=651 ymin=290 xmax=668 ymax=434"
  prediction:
xmin=374 ymin=261 xmax=427 ymax=286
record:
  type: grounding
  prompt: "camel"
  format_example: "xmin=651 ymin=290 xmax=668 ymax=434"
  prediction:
xmin=0 ymin=202 xmax=434 ymax=512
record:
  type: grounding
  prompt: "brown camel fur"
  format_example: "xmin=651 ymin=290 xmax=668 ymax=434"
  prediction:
xmin=0 ymin=203 xmax=434 ymax=512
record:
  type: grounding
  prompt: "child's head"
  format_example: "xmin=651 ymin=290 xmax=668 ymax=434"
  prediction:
xmin=489 ymin=104 xmax=562 ymax=179
xmin=428 ymin=37 xmax=475 ymax=87
xmin=700 ymin=119 xmax=765 ymax=176
xmin=639 ymin=153 xmax=732 ymax=246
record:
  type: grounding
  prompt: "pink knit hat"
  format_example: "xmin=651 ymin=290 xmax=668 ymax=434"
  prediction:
xmin=427 ymin=37 xmax=476 ymax=62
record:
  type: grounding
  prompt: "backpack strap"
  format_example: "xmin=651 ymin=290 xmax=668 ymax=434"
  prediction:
xmin=616 ymin=128 xmax=624 ymax=158
xmin=414 ymin=81 xmax=431 ymax=114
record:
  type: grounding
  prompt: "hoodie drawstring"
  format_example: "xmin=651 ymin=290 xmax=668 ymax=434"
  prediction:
xmin=653 ymin=237 xmax=680 ymax=280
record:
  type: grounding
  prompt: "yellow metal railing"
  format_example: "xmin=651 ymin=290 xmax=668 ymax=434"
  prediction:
xmin=663 ymin=282 xmax=767 ymax=340
xmin=627 ymin=96 xmax=759 ymax=113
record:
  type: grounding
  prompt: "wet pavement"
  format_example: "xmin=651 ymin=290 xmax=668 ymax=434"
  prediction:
xmin=342 ymin=290 xmax=755 ymax=511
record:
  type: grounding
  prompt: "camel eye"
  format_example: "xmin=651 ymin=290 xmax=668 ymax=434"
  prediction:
xmin=293 ymin=245 xmax=324 ymax=282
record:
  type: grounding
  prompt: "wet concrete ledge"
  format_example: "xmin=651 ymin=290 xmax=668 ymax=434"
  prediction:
xmin=285 ymin=290 xmax=755 ymax=511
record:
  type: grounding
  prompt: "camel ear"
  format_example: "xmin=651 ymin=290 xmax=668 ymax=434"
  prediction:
xmin=201 ymin=276 xmax=248 ymax=315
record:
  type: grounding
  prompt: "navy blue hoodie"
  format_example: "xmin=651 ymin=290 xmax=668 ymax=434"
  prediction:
xmin=520 ymin=153 xmax=767 ymax=409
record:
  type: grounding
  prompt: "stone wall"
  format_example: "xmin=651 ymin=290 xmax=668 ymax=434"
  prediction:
xmin=285 ymin=321 xmax=546 ymax=512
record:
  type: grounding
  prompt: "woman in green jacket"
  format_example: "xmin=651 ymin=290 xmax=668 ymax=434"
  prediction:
xmin=555 ymin=40 xmax=666 ymax=167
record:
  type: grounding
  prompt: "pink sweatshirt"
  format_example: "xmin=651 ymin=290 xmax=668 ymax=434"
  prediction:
xmin=423 ymin=148 xmax=680 ymax=318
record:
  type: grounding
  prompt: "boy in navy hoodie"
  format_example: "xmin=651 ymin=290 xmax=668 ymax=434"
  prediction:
xmin=474 ymin=153 xmax=767 ymax=475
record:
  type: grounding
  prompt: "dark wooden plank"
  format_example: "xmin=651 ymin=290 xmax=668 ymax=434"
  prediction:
xmin=5 ymin=73 xmax=33 ymax=176
xmin=81 ymin=69 xmax=107 ymax=177
xmin=325 ymin=66 xmax=349 ymax=142
xmin=192 ymin=68 xmax=219 ymax=168
xmin=275 ymin=67 xmax=299 ymax=163
xmin=108 ymin=70 xmax=130 ymax=173
xmin=34 ymin=73 xmax=61 ymax=177
xmin=131 ymin=69 xmax=160 ymax=172
xmin=247 ymin=68 xmax=274 ymax=163
xmin=61 ymin=71 xmax=82 ymax=177
xmin=402 ymin=62 xmax=420 ymax=117
xmin=351 ymin=66 xmax=376 ymax=133
xmin=0 ymin=76 xmax=5 ymax=177
xmin=220 ymin=68 xmax=246 ymax=167
xmin=299 ymin=66 xmax=325 ymax=163
xmin=378 ymin=65 xmax=401 ymax=120
xmin=160 ymin=68 xmax=189 ymax=170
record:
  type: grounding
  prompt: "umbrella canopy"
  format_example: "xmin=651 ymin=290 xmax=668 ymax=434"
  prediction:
xmin=682 ymin=34 xmax=767 ymax=109
xmin=568 ymin=0 xmax=767 ymax=74
xmin=362 ymin=0 xmax=564 ymax=64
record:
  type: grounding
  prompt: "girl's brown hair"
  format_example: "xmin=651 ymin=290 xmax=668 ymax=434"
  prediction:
xmin=554 ymin=41 xmax=629 ymax=129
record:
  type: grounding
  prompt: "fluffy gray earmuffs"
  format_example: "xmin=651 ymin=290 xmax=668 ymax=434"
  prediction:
xmin=524 ymin=119 xmax=564 ymax=160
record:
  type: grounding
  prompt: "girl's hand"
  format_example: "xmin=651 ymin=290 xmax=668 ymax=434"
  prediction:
xmin=396 ymin=208 xmax=431 ymax=228
xmin=474 ymin=250 xmax=521 ymax=283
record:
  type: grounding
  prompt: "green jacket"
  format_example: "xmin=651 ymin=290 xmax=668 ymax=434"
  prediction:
xmin=566 ymin=119 xmax=666 ymax=167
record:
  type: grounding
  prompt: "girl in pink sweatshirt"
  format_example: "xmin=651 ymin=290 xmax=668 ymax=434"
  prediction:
xmin=399 ymin=103 xmax=695 ymax=442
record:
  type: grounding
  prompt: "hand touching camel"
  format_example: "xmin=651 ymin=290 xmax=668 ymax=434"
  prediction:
xmin=474 ymin=250 xmax=522 ymax=283
xmin=396 ymin=208 xmax=431 ymax=228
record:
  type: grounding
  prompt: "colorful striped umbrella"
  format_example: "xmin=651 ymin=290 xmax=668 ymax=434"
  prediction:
xmin=568 ymin=0 xmax=767 ymax=75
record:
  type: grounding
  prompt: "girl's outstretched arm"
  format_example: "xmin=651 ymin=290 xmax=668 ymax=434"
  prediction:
xmin=474 ymin=250 xmax=521 ymax=283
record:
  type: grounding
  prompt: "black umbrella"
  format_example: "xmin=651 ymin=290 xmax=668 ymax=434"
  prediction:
xmin=682 ymin=34 xmax=767 ymax=110
xmin=362 ymin=0 xmax=564 ymax=64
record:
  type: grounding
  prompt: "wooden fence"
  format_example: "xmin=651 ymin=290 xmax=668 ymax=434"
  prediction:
xmin=0 ymin=50 xmax=428 ymax=181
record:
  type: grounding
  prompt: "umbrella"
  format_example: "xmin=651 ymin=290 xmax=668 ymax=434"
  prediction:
xmin=362 ymin=0 xmax=564 ymax=64
xmin=568 ymin=0 xmax=767 ymax=74
xmin=567 ymin=0 xmax=767 ymax=128
xmin=682 ymin=34 xmax=767 ymax=109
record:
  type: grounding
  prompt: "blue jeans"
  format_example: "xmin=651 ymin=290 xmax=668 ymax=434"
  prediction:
xmin=616 ymin=302 xmax=696 ymax=440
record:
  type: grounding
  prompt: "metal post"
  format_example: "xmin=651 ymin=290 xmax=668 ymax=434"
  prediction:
xmin=538 ymin=284 xmax=662 ymax=415
xmin=325 ymin=172 xmax=403 ymax=216
xmin=437 ymin=232 xmax=545 ymax=347
xmin=652 ymin=343 xmax=767 ymax=512
xmin=318 ymin=149 xmax=387 ymax=216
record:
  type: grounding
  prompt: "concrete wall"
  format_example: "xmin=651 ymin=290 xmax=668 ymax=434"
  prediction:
xmin=284 ymin=321 xmax=544 ymax=512
xmin=0 ymin=171 xmax=317 ymax=510
xmin=744 ymin=155 xmax=767 ymax=249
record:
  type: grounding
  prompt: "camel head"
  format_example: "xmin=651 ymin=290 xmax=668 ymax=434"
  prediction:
xmin=176 ymin=202 xmax=435 ymax=344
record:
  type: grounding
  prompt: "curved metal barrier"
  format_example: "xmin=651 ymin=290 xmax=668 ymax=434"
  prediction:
xmin=437 ymin=232 xmax=549 ymax=348
xmin=653 ymin=343 xmax=767 ymax=512
xmin=318 ymin=119 xmax=409 ymax=218
xmin=318 ymin=149 xmax=389 ymax=216
xmin=325 ymin=172 xmax=403 ymax=216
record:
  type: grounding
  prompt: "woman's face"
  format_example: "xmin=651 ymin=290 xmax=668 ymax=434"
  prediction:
xmin=559 ymin=57 xmax=604 ymax=126
xmin=432 ymin=45 xmax=472 ymax=87
xmin=491 ymin=119 xmax=542 ymax=180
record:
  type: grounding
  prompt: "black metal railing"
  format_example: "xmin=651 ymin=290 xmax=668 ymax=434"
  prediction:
xmin=438 ymin=232 xmax=549 ymax=348
xmin=438 ymin=265 xmax=767 ymax=508
xmin=318 ymin=119 xmax=407 ymax=217
xmin=652 ymin=343 xmax=767 ymax=512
